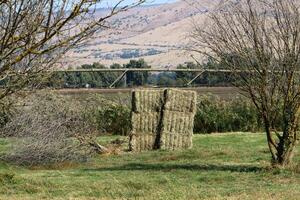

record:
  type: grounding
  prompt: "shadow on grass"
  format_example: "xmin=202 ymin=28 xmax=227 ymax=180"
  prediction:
xmin=83 ymin=163 xmax=265 ymax=173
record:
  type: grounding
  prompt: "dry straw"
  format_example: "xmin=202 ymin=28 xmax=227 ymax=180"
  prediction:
xmin=160 ymin=89 xmax=197 ymax=150
xmin=129 ymin=89 xmax=197 ymax=151
xmin=132 ymin=89 xmax=164 ymax=113
xmin=129 ymin=90 xmax=164 ymax=151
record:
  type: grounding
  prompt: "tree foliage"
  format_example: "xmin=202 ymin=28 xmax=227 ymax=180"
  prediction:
xmin=49 ymin=63 xmax=122 ymax=88
xmin=124 ymin=59 xmax=150 ymax=86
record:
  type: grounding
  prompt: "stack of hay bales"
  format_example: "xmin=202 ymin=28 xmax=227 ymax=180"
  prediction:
xmin=129 ymin=89 xmax=197 ymax=151
xmin=129 ymin=90 xmax=164 ymax=151
xmin=160 ymin=89 xmax=197 ymax=150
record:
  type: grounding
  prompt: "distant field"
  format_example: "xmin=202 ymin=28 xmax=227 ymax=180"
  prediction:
xmin=54 ymin=87 xmax=241 ymax=99
xmin=1 ymin=133 xmax=300 ymax=200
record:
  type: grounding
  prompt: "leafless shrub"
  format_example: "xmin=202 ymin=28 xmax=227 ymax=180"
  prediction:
xmin=1 ymin=91 xmax=105 ymax=166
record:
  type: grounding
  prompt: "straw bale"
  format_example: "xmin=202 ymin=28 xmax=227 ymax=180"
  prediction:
xmin=129 ymin=88 xmax=197 ymax=151
xmin=160 ymin=132 xmax=193 ymax=150
xmin=129 ymin=132 xmax=158 ymax=152
xmin=160 ymin=89 xmax=197 ymax=150
xmin=132 ymin=89 xmax=164 ymax=113
xmin=163 ymin=89 xmax=197 ymax=113
xmin=160 ymin=111 xmax=195 ymax=150
xmin=161 ymin=111 xmax=195 ymax=134
xmin=129 ymin=112 xmax=161 ymax=151
xmin=131 ymin=112 xmax=160 ymax=134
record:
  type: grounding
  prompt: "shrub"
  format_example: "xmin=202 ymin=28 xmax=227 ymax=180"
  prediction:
xmin=194 ymin=95 xmax=262 ymax=133
xmin=93 ymin=103 xmax=131 ymax=135
xmin=68 ymin=93 xmax=132 ymax=136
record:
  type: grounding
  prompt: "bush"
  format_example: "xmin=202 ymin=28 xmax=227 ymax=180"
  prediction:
xmin=93 ymin=103 xmax=131 ymax=135
xmin=67 ymin=92 xmax=132 ymax=136
xmin=194 ymin=95 xmax=262 ymax=133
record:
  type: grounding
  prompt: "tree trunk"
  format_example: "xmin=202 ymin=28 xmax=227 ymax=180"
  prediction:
xmin=262 ymin=113 xmax=277 ymax=162
xmin=265 ymin=128 xmax=277 ymax=162
xmin=263 ymin=112 xmax=298 ymax=167
xmin=276 ymin=122 xmax=298 ymax=167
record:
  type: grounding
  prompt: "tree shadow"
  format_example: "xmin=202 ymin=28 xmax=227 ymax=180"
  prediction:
xmin=83 ymin=163 xmax=265 ymax=173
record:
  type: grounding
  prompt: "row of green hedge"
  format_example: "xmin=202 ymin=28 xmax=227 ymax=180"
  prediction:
xmin=194 ymin=96 xmax=262 ymax=133
xmin=90 ymin=95 xmax=263 ymax=135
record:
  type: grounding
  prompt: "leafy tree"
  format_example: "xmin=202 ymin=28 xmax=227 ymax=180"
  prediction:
xmin=110 ymin=63 xmax=123 ymax=69
xmin=124 ymin=59 xmax=150 ymax=86
xmin=156 ymin=73 xmax=177 ymax=86
xmin=175 ymin=62 xmax=201 ymax=86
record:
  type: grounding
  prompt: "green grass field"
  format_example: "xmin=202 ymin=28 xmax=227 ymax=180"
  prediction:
xmin=1 ymin=133 xmax=300 ymax=200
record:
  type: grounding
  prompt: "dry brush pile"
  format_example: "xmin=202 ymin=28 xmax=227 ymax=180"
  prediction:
xmin=0 ymin=92 xmax=110 ymax=166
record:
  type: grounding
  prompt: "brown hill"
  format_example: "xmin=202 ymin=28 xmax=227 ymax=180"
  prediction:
xmin=63 ymin=0 xmax=218 ymax=68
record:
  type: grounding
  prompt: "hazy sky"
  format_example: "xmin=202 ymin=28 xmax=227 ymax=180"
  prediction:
xmin=100 ymin=0 xmax=178 ymax=7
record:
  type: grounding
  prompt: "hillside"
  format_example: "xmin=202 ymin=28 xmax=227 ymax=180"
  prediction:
xmin=63 ymin=0 xmax=218 ymax=68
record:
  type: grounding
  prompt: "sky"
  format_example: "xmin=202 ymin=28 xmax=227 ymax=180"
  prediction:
xmin=99 ymin=0 xmax=178 ymax=7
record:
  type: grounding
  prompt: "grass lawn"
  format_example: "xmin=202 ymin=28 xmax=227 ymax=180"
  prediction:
xmin=1 ymin=133 xmax=300 ymax=200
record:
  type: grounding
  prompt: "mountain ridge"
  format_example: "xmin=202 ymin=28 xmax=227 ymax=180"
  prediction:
xmin=63 ymin=0 xmax=217 ymax=68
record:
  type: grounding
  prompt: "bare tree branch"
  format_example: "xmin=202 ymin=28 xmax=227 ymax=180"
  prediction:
xmin=191 ymin=0 xmax=300 ymax=167
xmin=0 ymin=0 xmax=145 ymax=98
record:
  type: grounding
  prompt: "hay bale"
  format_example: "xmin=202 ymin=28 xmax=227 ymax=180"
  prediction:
xmin=129 ymin=89 xmax=164 ymax=151
xmin=131 ymin=112 xmax=161 ymax=133
xmin=164 ymin=89 xmax=197 ymax=113
xmin=130 ymin=112 xmax=161 ymax=151
xmin=160 ymin=133 xmax=193 ymax=150
xmin=132 ymin=89 xmax=164 ymax=113
xmin=161 ymin=111 xmax=195 ymax=134
xmin=129 ymin=132 xmax=158 ymax=152
xmin=129 ymin=88 xmax=197 ymax=151
xmin=160 ymin=111 xmax=194 ymax=150
xmin=160 ymin=89 xmax=197 ymax=150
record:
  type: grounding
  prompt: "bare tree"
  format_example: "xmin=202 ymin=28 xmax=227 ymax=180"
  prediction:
xmin=191 ymin=0 xmax=300 ymax=167
xmin=0 ymin=0 xmax=145 ymax=99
